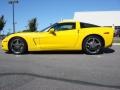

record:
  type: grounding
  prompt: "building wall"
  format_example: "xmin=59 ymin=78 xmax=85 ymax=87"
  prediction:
xmin=74 ymin=11 xmax=120 ymax=26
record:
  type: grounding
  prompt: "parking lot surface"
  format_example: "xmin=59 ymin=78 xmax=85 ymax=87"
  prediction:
xmin=0 ymin=43 xmax=120 ymax=90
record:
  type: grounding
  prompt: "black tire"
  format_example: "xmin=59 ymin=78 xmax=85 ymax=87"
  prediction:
xmin=8 ymin=37 xmax=27 ymax=54
xmin=82 ymin=36 xmax=103 ymax=55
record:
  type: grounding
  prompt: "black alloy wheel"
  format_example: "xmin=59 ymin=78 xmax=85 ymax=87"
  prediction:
xmin=83 ymin=36 xmax=103 ymax=55
xmin=9 ymin=37 xmax=27 ymax=54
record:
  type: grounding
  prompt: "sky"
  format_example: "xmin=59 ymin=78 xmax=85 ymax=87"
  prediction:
xmin=0 ymin=0 xmax=120 ymax=34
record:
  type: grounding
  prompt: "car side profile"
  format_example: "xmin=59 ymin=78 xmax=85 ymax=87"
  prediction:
xmin=1 ymin=20 xmax=114 ymax=55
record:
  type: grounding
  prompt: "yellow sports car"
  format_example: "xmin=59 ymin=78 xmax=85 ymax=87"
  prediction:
xmin=1 ymin=20 xmax=114 ymax=55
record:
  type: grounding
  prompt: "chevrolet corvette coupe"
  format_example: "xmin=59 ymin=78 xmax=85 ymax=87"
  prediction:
xmin=1 ymin=20 xmax=114 ymax=55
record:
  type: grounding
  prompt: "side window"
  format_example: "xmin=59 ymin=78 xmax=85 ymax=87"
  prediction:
xmin=53 ymin=23 xmax=75 ymax=31
xmin=80 ymin=22 xmax=99 ymax=28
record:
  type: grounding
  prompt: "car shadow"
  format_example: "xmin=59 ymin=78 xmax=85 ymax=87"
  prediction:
xmin=0 ymin=72 xmax=120 ymax=89
xmin=28 ymin=48 xmax=115 ymax=55
xmin=5 ymin=48 xmax=115 ymax=55
xmin=28 ymin=50 xmax=84 ymax=55
xmin=102 ymin=48 xmax=115 ymax=54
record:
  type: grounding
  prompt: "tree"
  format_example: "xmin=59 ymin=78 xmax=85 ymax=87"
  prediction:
xmin=28 ymin=18 xmax=37 ymax=32
xmin=0 ymin=15 xmax=6 ymax=34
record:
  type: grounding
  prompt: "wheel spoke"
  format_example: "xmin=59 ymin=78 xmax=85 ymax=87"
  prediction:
xmin=11 ymin=43 xmax=16 ymax=47
xmin=95 ymin=42 xmax=101 ymax=47
xmin=16 ymin=39 xmax=19 ymax=44
xmin=92 ymin=38 xmax=95 ymax=43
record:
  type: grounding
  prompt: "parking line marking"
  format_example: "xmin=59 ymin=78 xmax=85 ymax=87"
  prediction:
xmin=15 ymin=55 xmax=21 ymax=57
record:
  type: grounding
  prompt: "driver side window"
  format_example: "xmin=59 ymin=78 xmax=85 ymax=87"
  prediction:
xmin=52 ymin=23 xmax=75 ymax=31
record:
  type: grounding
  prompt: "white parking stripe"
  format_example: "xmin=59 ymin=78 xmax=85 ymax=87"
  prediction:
xmin=113 ymin=43 xmax=120 ymax=45
xmin=15 ymin=55 xmax=21 ymax=57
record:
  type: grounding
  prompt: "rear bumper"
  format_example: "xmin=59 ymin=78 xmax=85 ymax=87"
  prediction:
xmin=104 ymin=37 xmax=114 ymax=48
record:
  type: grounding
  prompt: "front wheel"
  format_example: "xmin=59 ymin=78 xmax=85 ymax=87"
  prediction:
xmin=82 ymin=36 xmax=103 ymax=55
xmin=9 ymin=37 xmax=27 ymax=54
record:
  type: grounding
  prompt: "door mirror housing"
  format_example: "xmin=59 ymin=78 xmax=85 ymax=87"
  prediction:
xmin=49 ymin=28 xmax=55 ymax=34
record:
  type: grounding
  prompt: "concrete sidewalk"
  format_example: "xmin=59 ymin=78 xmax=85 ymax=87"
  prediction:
xmin=114 ymin=37 xmax=120 ymax=43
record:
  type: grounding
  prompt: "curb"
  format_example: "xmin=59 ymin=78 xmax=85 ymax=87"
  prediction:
xmin=113 ymin=43 xmax=120 ymax=45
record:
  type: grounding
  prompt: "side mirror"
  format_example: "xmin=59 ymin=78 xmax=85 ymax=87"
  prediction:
xmin=49 ymin=28 xmax=55 ymax=34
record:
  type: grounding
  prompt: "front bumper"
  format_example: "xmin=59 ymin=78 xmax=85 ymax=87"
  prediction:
xmin=1 ymin=40 xmax=9 ymax=51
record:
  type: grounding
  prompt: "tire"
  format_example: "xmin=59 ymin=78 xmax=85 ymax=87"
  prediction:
xmin=82 ymin=36 xmax=103 ymax=55
xmin=9 ymin=37 xmax=27 ymax=54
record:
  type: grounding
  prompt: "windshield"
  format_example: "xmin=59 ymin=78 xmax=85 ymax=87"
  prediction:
xmin=40 ymin=23 xmax=57 ymax=32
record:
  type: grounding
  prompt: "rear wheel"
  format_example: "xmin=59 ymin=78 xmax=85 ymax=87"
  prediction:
xmin=9 ymin=37 xmax=27 ymax=54
xmin=82 ymin=36 xmax=103 ymax=55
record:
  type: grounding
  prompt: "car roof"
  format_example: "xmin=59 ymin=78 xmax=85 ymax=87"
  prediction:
xmin=59 ymin=19 xmax=79 ymax=23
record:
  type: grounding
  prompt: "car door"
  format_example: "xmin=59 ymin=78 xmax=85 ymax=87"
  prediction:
xmin=39 ymin=22 xmax=78 ymax=50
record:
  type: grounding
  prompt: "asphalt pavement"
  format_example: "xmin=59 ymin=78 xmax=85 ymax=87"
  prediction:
xmin=0 ymin=41 xmax=120 ymax=90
